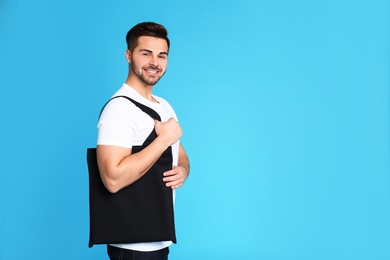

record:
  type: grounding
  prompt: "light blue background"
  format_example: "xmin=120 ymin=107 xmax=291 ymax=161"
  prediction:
xmin=1 ymin=0 xmax=389 ymax=259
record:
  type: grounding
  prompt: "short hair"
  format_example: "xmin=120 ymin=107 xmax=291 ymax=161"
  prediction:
xmin=126 ymin=22 xmax=170 ymax=53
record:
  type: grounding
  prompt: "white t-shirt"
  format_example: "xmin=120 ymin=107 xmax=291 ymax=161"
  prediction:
xmin=97 ymin=83 xmax=179 ymax=251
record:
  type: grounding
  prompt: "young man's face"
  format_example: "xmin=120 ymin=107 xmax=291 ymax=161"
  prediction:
xmin=127 ymin=36 xmax=169 ymax=87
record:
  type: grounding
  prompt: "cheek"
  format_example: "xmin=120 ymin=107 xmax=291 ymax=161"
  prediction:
xmin=160 ymin=61 xmax=168 ymax=70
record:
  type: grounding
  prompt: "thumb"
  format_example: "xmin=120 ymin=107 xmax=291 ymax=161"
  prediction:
xmin=154 ymin=120 xmax=162 ymax=130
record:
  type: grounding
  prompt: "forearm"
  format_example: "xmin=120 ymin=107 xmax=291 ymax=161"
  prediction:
xmin=177 ymin=144 xmax=190 ymax=177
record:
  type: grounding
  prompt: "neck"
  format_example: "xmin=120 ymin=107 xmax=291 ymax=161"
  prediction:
xmin=125 ymin=76 xmax=156 ymax=102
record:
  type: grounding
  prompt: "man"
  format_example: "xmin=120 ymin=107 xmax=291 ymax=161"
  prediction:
xmin=96 ymin=22 xmax=190 ymax=260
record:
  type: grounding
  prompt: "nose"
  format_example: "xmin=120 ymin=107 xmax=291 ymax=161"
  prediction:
xmin=149 ymin=55 xmax=159 ymax=66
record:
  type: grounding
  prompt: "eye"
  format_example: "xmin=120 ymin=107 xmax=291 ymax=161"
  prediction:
xmin=141 ymin=52 xmax=150 ymax=57
xmin=159 ymin=55 xmax=167 ymax=59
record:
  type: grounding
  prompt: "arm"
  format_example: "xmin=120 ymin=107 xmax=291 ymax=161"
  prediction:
xmin=97 ymin=118 xmax=182 ymax=193
xmin=163 ymin=143 xmax=190 ymax=189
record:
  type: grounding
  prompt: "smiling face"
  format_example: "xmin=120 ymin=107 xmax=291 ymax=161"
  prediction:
xmin=127 ymin=36 xmax=169 ymax=87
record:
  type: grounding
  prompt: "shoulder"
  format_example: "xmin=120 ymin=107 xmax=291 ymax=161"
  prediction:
xmin=101 ymin=96 xmax=139 ymax=117
xmin=98 ymin=95 xmax=147 ymax=130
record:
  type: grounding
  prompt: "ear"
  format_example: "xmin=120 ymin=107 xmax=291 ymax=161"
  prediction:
xmin=125 ymin=49 xmax=131 ymax=63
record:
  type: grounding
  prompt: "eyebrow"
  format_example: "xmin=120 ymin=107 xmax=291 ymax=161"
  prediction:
xmin=139 ymin=49 xmax=168 ymax=56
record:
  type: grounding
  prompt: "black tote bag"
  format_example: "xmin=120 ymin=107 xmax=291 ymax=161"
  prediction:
xmin=87 ymin=96 xmax=176 ymax=248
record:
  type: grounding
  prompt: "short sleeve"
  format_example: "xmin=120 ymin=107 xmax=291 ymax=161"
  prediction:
xmin=97 ymin=98 xmax=138 ymax=148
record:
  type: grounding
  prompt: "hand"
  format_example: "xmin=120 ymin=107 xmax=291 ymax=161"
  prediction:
xmin=155 ymin=118 xmax=182 ymax=147
xmin=163 ymin=165 xmax=188 ymax=189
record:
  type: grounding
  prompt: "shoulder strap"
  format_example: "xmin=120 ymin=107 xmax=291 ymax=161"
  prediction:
xmin=98 ymin=95 xmax=161 ymax=121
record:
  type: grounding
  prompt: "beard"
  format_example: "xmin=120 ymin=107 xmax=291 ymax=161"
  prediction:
xmin=130 ymin=58 xmax=166 ymax=86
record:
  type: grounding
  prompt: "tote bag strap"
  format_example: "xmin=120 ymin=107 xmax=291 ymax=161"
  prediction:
xmin=98 ymin=95 xmax=161 ymax=121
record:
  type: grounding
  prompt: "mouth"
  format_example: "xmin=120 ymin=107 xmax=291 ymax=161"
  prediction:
xmin=144 ymin=66 xmax=160 ymax=76
xmin=145 ymin=69 xmax=159 ymax=74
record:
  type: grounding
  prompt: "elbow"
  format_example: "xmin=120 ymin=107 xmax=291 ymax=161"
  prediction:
xmin=104 ymin=181 xmax=121 ymax=194
xmin=101 ymin=176 xmax=121 ymax=194
xmin=98 ymin=163 xmax=122 ymax=193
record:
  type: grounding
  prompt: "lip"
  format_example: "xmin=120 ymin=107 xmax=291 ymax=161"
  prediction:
xmin=144 ymin=68 xmax=160 ymax=75
xmin=146 ymin=69 xmax=158 ymax=74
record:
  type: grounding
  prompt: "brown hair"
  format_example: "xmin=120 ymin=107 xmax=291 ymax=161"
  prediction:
xmin=126 ymin=22 xmax=170 ymax=53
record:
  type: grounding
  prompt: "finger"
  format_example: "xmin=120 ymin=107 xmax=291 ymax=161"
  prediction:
xmin=163 ymin=174 xmax=179 ymax=183
xmin=163 ymin=167 xmax=179 ymax=177
xmin=170 ymin=180 xmax=185 ymax=189
xmin=163 ymin=166 xmax=186 ymax=188
xmin=170 ymin=184 xmax=183 ymax=189
xmin=165 ymin=179 xmax=184 ymax=189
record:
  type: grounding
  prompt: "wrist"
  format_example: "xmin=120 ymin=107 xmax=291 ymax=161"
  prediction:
xmin=155 ymin=135 xmax=172 ymax=150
